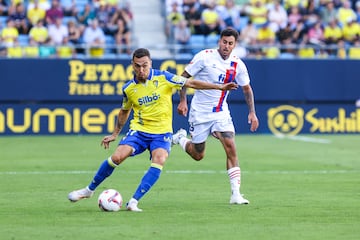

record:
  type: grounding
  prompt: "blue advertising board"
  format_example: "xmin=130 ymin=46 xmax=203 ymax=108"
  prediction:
xmin=0 ymin=59 xmax=359 ymax=102
xmin=0 ymin=59 xmax=359 ymax=135
xmin=0 ymin=103 xmax=359 ymax=135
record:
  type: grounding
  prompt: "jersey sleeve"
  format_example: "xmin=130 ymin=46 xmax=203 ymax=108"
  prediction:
xmin=235 ymin=60 xmax=251 ymax=86
xmin=121 ymin=81 xmax=133 ymax=110
xmin=184 ymin=50 xmax=205 ymax=77
xmin=161 ymin=70 xmax=187 ymax=90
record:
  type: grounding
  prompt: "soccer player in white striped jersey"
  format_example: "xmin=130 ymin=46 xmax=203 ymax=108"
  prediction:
xmin=67 ymin=48 xmax=238 ymax=212
xmin=173 ymin=27 xmax=259 ymax=205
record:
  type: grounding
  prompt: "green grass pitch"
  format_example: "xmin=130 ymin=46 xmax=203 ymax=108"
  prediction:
xmin=0 ymin=134 xmax=359 ymax=240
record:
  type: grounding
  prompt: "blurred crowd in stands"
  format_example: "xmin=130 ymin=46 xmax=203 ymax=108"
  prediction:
xmin=1 ymin=0 xmax=360 ymax=59
xmin=164 ymin=0 xmax=360 ymax=59
xmin=0 ymin=0 xmax=133 ymax=58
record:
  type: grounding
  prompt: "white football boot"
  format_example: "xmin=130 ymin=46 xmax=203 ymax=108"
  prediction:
xmin=230 ymin=194 xmax=249 ymax=205
xmin=68 ymin=187 xmax=94 ymax=202
xmin=126 ymin=198 xmax=143 ymax=212
xmin=172 ymin=128 xmax=187 ymax=145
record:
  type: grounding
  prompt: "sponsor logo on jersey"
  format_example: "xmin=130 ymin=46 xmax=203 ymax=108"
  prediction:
xmin=138 ymin=93 xmax=160 ymax=106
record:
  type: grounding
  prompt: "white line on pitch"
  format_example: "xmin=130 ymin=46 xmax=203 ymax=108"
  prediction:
xmin=0 ymin=169 xmax=358 ymax=175
xmin=274 ymin=134 xmax=331 ymax=144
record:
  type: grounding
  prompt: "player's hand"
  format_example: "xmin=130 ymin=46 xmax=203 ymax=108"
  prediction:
xmin=101 ymin=135 xmax=116 ymax=149
xmin=220 ymin=82 xmax=238 ymax=91
xmin=177 ymin=101 xmax=188 ymax=117
xmin=248 ymin=112 xmax=259 ymax=132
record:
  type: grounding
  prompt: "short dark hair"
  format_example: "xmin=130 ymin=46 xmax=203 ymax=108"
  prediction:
xmin=220 ymin=27 xmax=239 ymax=41
xmin=132 ymin=48 xmax=150 ymax=60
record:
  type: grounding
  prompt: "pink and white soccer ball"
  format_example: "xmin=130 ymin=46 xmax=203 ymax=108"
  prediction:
xmin=98 ymin=189 xmax=123 ymax=212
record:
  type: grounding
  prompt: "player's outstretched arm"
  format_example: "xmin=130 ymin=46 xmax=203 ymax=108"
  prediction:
xmin=101 ymin=109 xmax=131 ymax=149
xmin=184 ymin=79 xmax=238 ymax=91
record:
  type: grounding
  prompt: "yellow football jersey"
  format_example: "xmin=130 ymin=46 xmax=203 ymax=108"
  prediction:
xmin=122 ymin=69 xmax=186 ymax=134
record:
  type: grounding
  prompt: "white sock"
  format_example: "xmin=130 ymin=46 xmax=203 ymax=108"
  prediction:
xmin=179 ymin=137 xmax=190 ymax=151
xmin=227 ymin=166 xmax=241 ymax=195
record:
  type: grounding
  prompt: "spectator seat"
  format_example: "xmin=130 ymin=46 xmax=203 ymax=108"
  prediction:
xmin=189 ymin=34 xmax=205 ymax=55
xmin=18 ymin=34 xmax=30 ymax=46
xmin=205 ymin=34 xmax=219 ymax=48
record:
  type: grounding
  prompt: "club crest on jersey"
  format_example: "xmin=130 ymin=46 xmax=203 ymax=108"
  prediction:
xmin=227 ymin=67 xmax=236 ymax=76
xmin=153 ymin=80 xmax=159 ymax=88
xmin=138 ymin=93 xmax=160 ymax=106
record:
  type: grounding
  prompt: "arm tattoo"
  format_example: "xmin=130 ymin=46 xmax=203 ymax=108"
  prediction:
xmin=179 ymin=87 xmax=187 ymax=101
xmin=244 ymin=89 xmax=256 ymax=113
xmin=180 ymin=71 xmax=191 ymax=100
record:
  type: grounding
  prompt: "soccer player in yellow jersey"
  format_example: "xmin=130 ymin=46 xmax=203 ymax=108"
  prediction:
xmin=68 ymin=48 xmax=238 ymax=211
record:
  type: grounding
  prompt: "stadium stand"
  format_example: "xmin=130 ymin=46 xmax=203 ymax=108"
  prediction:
xmin=0 ymin=0 xmax=136 ymax=58
xmin=18 ymin=34 xmax=30 ymax=46
xmin=1 ymin=0 xmax=360 ymax=59
xmin=205 ymin=34 xmax=220 ymax=48
xmin=0 ymin=15 xmax=6 ymax=27
xmin=161 ymin=0 xmax=360 ymax=59
xmin=189 ymin=34 xmax=205 ymax=54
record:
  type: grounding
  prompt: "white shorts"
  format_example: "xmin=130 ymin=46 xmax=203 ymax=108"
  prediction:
xmin=189 ymin=118 xmax=235 ymax=144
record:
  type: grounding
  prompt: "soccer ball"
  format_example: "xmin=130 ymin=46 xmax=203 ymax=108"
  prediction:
xmin=98 ymin=189 xmax=123 ymax=212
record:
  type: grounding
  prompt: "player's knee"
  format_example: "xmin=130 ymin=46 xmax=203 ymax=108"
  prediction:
xmin=110 ymin=154 xmax=122 ymax=165
xmin=189 ymin=143 xmax=205 ymax=161
xmin=192 ymin=152 xmax=204 ymax=161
